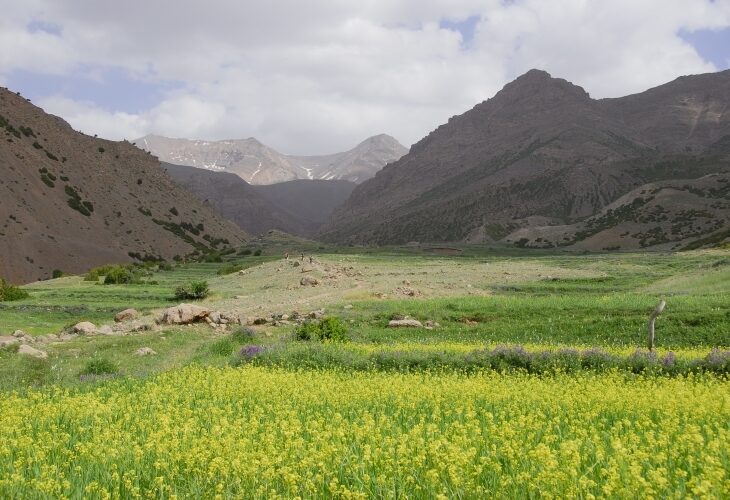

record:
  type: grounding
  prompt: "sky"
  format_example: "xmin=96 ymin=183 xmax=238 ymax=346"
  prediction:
xmin=1 ymin=1 xmax=729 ymax=155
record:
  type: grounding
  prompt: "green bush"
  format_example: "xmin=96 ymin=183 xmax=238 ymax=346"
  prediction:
xmin=217 ymin=262 xmax=245 ymax=275
xmin=79 ymin=358 xmax=118 ymax=376
xmin=51 ymin=270 xmax=64 ymax=279
xmin=209 ymin=338 xmax=235 ymax=356
xmin=237 ymin=249 xmax=252 ymax=256
xmin=0 ymin=278 xmax=29 ymax=301
xmin=253 ymin=249 xmax=262 ymax=256
xmin=103 ymin=266 xmax=134 ymax=284
xmin=174 ymin=280 xmax=209 ymax=300
xmin=294 ymin=317 xmax=348 ymax=342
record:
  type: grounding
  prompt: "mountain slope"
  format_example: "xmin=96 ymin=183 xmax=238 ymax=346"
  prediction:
xmin=0 ymin=88 xmax=247 ymax=284
xmin=136 ymin=134 xmax=407 ymax=185
xmin=163 ymin=163 xmax=355 ymax=237
xmin=319 ymin=69 xmax=730 ymax=248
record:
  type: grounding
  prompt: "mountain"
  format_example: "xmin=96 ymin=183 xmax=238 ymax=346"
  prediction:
xmin=135 ymin=134 xmax=407 ymax=185
xmin=319 ymin=69 xmax=730 ymax=250
xmin=0 ymin=88 xmax=247 ymax=284
xmin=163 ymin=162 xmax=355 ymax=237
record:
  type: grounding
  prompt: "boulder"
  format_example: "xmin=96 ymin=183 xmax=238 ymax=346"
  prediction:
xmin=424 ymin=320 xmax=440 ymax=330
xmin=18 ymin=345 xmax=47 ymax=359
xmin=0 ymin=336 xmax=19 ymax=348
xmin=135 ymin=347 xmax=157 ymax=356
xmin=12 ymin=329 xmax=26 ymax=338
xmin=388 ymin=319 xmax=423 ymax=328
xmin=309 ymin=309 xmax=325 ymax=319
xmin=73 ymin=322 xmax=97 ymax=335
xmin=157 ymin=304 xmax=211 ymax=325
xmin=98 ymin=325 xmax=114 ymax=335
xmin=114 ymin=308 xmax=139 ymax=322
xmin=300 ymin=276 xmax=319 ymax=287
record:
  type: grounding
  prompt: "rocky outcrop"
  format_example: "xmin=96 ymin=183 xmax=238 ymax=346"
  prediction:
xmin=157 ymin=304 xmax=211 ymax=325
xmin=18 ymin=345 xmax=48 ymax=359
xmin=114 ymin=309 xmax=139 ymax=322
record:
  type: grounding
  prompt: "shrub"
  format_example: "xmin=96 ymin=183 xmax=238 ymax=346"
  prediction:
xmin=209 ymin=338 xmax=234 ymax=356
xmin=294 ymin=317 xmax=348 ymax=342
xmin=98 ymin=147 xmax=105 ymax=153
xmin=79 ymin=358 xmax=118 ymax=376
xmin=103 ymin=266 xmax=134 ymax=284
xmin=231 ymin=327 xmax=256 ymax=343
xmin=217 ymin=262 xmax=245 ymax=275
xmin=237 ymin=249 xmax=252 ymax=256
xmin=174 ymin=280 xmax=209 ymax=300
xmin=0 ymin=278 xmax=29 ymax=301
xmin=169 ymin=207 xmax=179 ymax=216
xmin=253 ymin=249 xmax=262 ymax=256
xmin=51 ymin=269 xmax=64 ymax=279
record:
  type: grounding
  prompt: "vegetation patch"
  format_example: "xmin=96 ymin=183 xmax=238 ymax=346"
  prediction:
xmin=0 ymin=278 xmax=29 ymax=301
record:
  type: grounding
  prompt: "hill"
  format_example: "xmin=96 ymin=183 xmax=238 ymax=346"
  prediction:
xmin=0 ymin=88 xmax=247 ymax=283
xmin=163 ymin=162 xmax=355 ymax=237
xmin=319 ymin=69 xmax=730 ymax=249
xmin=136 ymin=134 xmax=407 ymax=185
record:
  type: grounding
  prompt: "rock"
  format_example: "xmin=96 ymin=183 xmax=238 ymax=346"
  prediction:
xmin=98 ymin=325 xmax=114 ymax=335
xmin=18 ymin=345 xmax=47 ymax=359
xmin=292 ymin=261 xmax=300 ymax=267
xmin=424 ymin=320 xmax=441 ymax=330
xmin=114 ymin=308 xmax=139 ymax=322
xmin=209 ymin=311 xmax=222 ymax=324
xmin=135 ymin=347 xmax=157 ymax=356
xmin=309 ymin=309 xmax=325 ymax=319
xmin=344 ymin=304 xmax=354 ymax=310
xmin=388 ymin=319 xmax=423 ymax=328
xmin=58 ymin=333 xmax=78 ymax=341
xmin=12 ymin=329 xmax=26 ymax=338
xmin=300 ymin=276 xmax=319 ymax=287
xmin=0 ymin=336 xmax=19 ymax=348
xmin=73 ymin=321 xmax=97 ymax=335
xmin=395 ymin=286 xmax=419 ymax=297
xmin=157 ymin=304 xmax=211 ymax=325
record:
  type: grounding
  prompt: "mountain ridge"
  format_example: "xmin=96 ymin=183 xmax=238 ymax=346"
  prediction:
xmin=135 ymin=133 xmax=408 ymax=185
xmin=319 ymin=69 xmax=730 ymax=249
xmin=0 ymin=88 xmax=247 ymax=284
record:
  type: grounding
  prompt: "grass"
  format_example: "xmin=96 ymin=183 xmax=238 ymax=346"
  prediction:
xmin=0 ymin=248 xmax=728 ymax=496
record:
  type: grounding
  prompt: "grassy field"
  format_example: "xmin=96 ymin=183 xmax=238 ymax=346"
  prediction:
xmin=0 ymin=248 xmax=728 ymax=497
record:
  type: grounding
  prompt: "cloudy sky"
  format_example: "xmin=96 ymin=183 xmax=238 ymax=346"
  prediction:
xmin=2 ymin=0 xmax=729 ymax=154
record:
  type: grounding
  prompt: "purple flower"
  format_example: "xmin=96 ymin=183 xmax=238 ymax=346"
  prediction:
xmin=239 ymin=345 xmax=264 ymax=359
xmin=660 ymin=351 xmax=676 ymax=368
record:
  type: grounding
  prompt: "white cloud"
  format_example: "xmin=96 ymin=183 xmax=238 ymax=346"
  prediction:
xmin=4 ymin=0 xmax=730 ymax=153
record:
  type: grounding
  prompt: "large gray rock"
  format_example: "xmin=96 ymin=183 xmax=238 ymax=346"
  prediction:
xmin=135 ymin=347 xmax=157 ymax=356
xmin=388 ymin=319 xmax=423 ymax=328
xmin=0 ymin=336 xmax=19 ymax=348
xmin=73 ymin=322 xmax=97 ymax=335
xmin=300 ymin=276 xmax=319 ymax=287
xmin=18 ymin=344 xmax=48 ymax=359
xmin=157 ymin=304 xmax=211 ymax=325
xmin=114 ymin=308 xmax=139 ymax=322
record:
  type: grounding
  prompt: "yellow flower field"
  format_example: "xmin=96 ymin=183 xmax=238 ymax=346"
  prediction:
xmin=0 ymin=366 xmax=728 ymax=499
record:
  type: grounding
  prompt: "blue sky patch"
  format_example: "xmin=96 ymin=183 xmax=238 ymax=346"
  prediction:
xmin=6 ymin=67 xmax=184 ymax=113
xmin=680 ymin=27 xmax=730 ymax=69
xmin=440 ymin=15 xmax=480 ymax=48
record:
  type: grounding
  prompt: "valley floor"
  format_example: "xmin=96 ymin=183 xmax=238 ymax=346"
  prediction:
xmin=0 ymin=247 xmax=728 ymax=497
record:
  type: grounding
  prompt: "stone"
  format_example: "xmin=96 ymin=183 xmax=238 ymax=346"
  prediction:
xmin=18 ymin=345 xmax=47 ymax=359
xmin=309 ymin=309 xmax=325 ymax=319
xmin=300 ymin=276 xmax=319 ymax=287
xmin=97 ymin=325 xmax=114 ymax=335
xmin=0 ymin=336 xmax=19 ymax=348
xmin=114 ymin=308 xmax=139 ymax=322
xmin=157 ymin=304 xmax=211 ymax=325
xmin=12 ymin=329 xmax=26 ymax=338
xmin=424 ymin=320 xmax=441 ymax=330
xmin=73 ymin=321 xmax=97 ymax=335
xmin=344 ymin=304 xmax=354 ymax=310
xmin=135 ymin=347 xmax=157 ymax=356
xmin=388 ymin=319 xmax=423 ymax=328
xmin=209 ymin=311 xmax=222 ymax=324
xmin=292 ymin=261 xmax=300 ymax=267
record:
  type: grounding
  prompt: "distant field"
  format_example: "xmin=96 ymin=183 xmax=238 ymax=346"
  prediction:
xmin=0 ymin=248 xmax=728 ymax=497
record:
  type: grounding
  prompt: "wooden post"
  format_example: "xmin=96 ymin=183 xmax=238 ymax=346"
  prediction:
xmin=647 ymin=300 xmax=666 ymax=351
